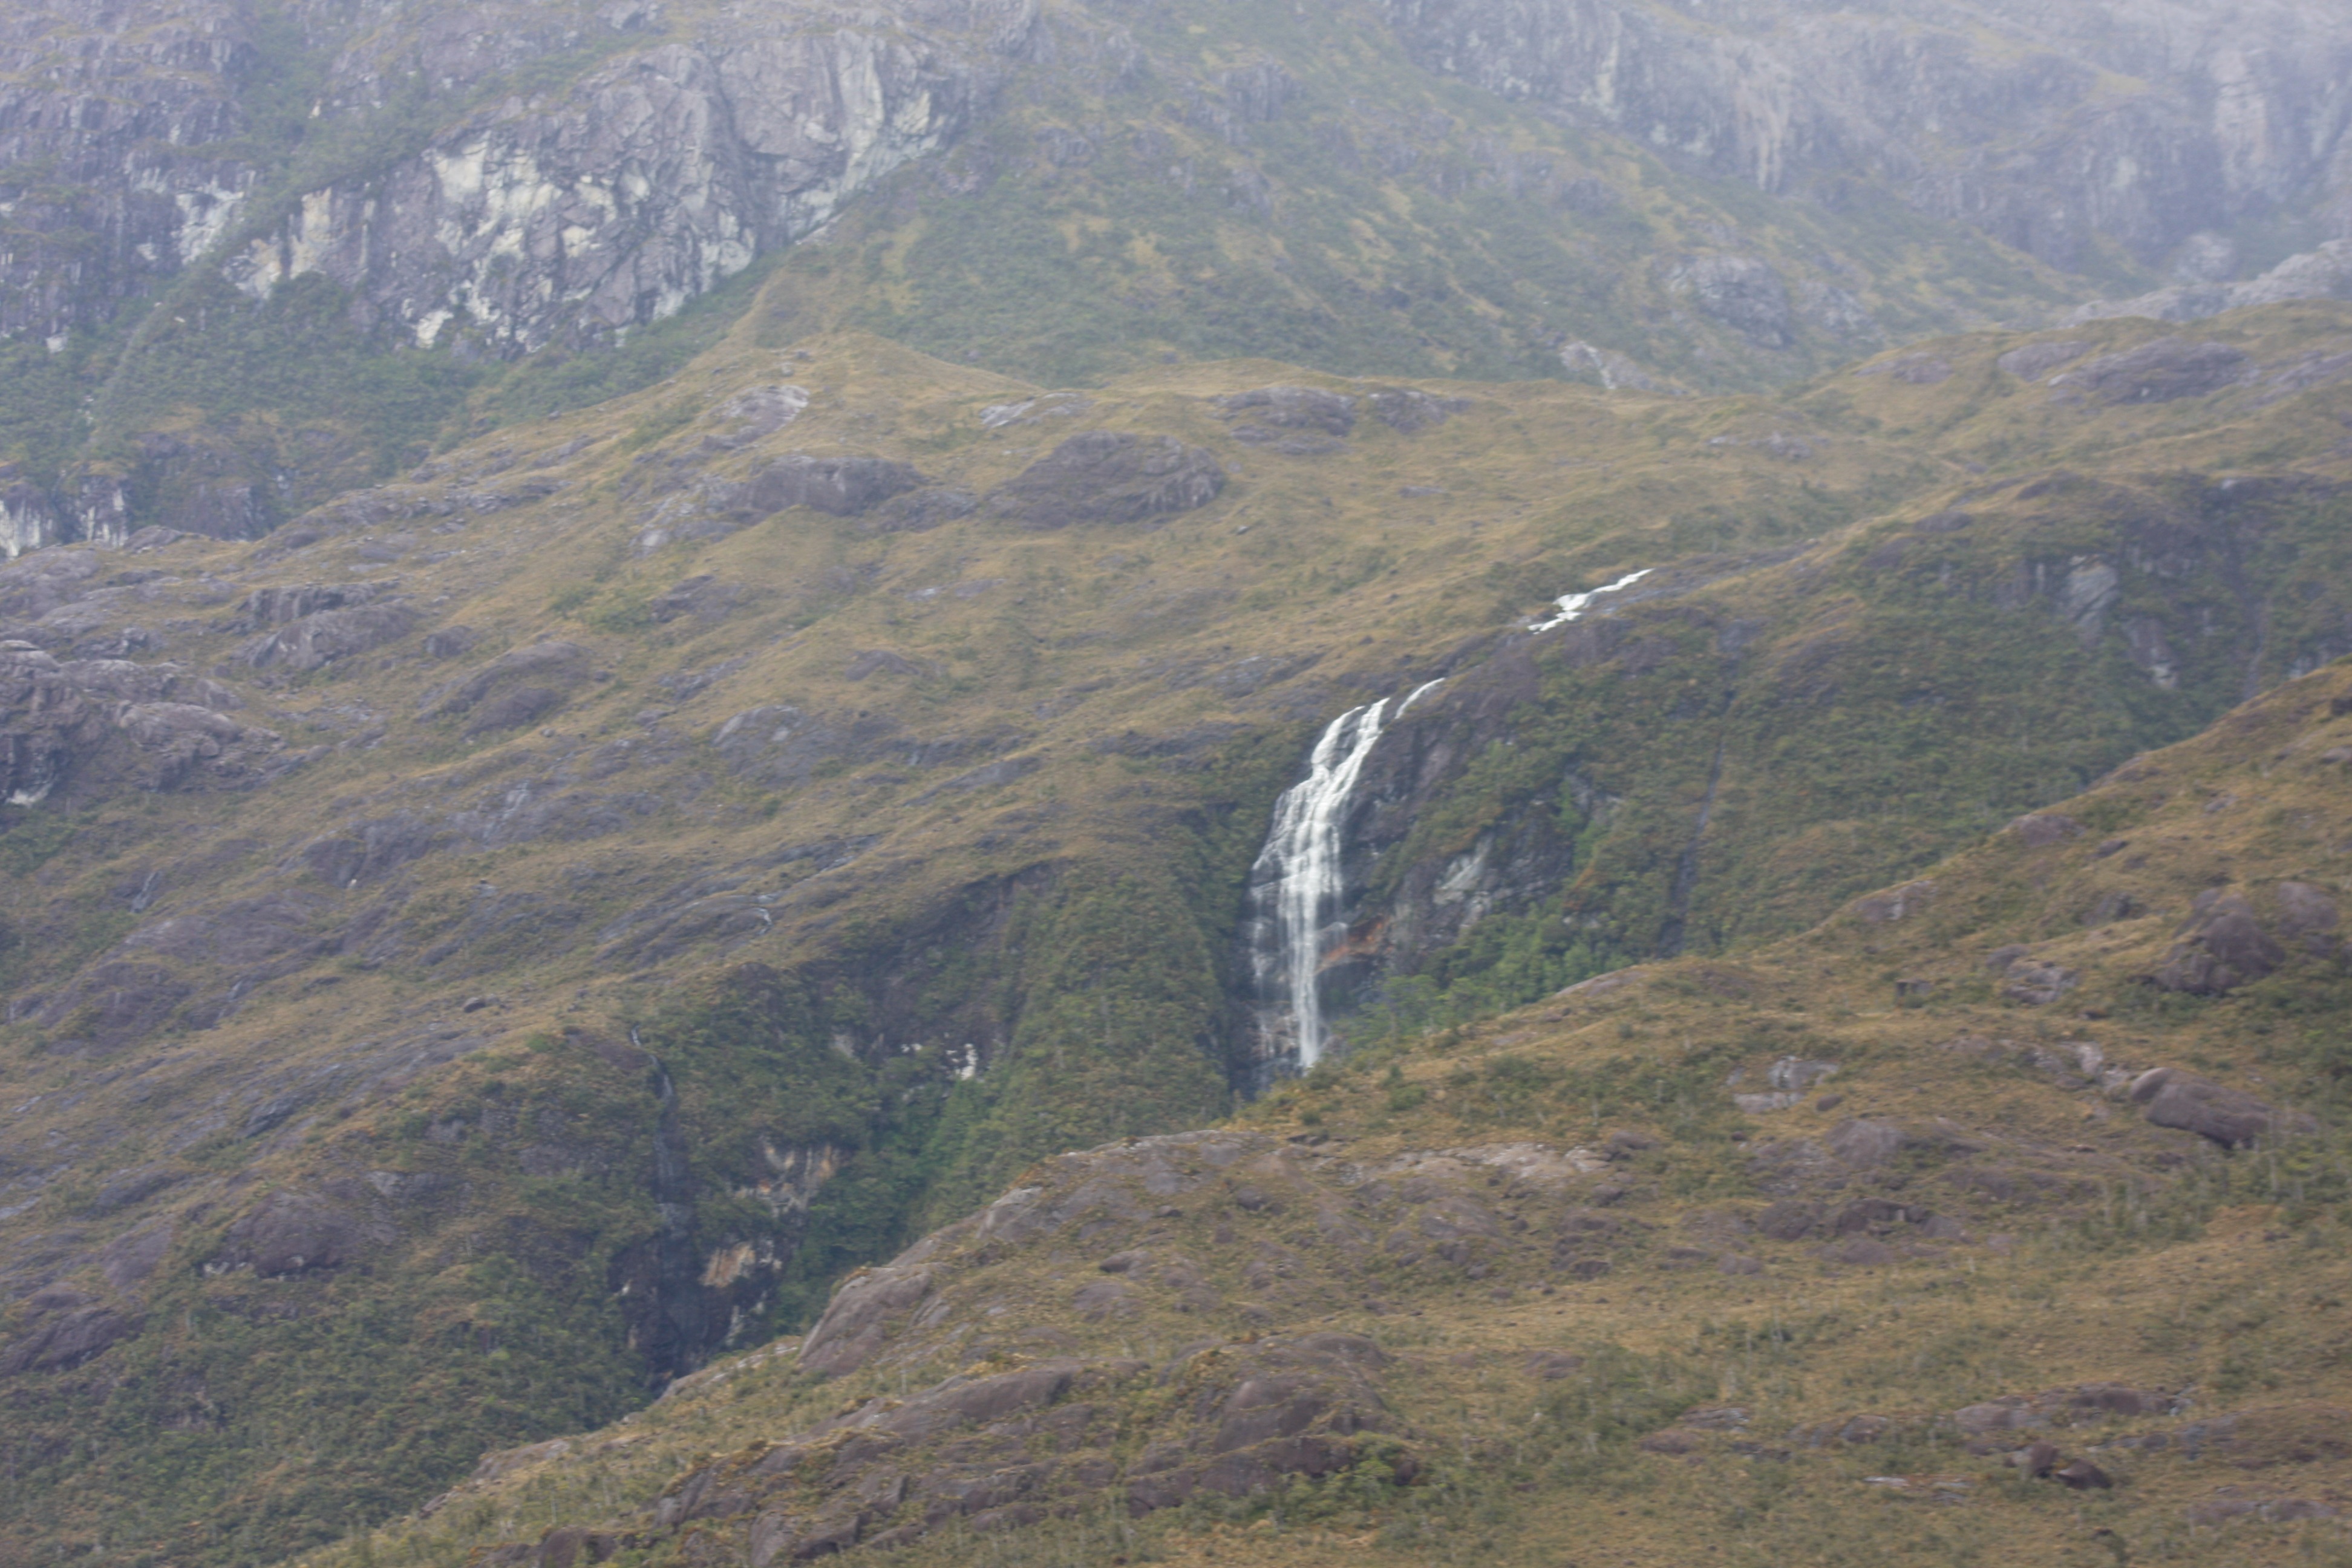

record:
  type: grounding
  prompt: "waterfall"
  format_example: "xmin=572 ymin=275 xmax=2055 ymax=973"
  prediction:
xmin=1247 ymin=679 xmax=1442 ymax=1073
xmin=1530 ymin=567 xmax=1651 ymax=632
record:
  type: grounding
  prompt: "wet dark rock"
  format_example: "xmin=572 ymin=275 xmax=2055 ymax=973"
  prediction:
xmin=206 ymin=1192 xmax=368 ymax=1278
xmin=2152 ymin=889 xmax=2287 ymax=993
xmin=0 ymin=1301 xmax=145 ymax=1376
xmin=2054 ymin=1458 xmax=2112 ymax=1489
xmin=2129 ymin=1068 xmax=2314 ymax=1148
xmin=987 ymin=433 xmax=1227 ymax=529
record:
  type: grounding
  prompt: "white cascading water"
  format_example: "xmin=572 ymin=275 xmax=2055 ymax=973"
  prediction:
xmin=1530 ymin=567 xmax=1652 ymax=632
xmin=1249 ymin=679 xmax=1443 ymax=1071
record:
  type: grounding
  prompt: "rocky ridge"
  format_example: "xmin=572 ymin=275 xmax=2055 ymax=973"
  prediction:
xmin=10 ymin=0 xmax=2352 ymax=553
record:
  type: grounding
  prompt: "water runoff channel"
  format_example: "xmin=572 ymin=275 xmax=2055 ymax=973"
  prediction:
xmin=1243 ymin=569 xmax=1654 ymax=1076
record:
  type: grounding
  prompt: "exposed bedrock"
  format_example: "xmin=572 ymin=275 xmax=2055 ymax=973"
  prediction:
xmin=1379 ymin=0 xmax=2352 ymax=271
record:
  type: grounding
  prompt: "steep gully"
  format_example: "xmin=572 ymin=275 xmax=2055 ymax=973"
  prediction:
xmin=1243 ymin=571 xmax=1652 ymax=1076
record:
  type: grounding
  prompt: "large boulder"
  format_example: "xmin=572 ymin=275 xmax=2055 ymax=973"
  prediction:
xmin=2274 ymin=881 xmax=2344 ymax=959
xmin=2129 ymin=1068 xmax=2314 ymax=1148
xmin=2152 ymin=890 xmax=2285 ymax=994
xmin=987 ymin=433 xmax=1226 ymax=529
xmin=206 ymin=1192 xmax=370 ymax=1278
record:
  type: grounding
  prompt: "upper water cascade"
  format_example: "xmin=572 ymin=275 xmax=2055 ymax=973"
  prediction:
xmin=1246 ymin=680 xmax=1443 ymax=1074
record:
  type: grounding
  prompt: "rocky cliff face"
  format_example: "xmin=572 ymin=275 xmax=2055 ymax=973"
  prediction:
xmin=222 ymin=23 xmax=1007 ymax=357
xmin=0 ymin=0 xmax=256 ymax=347
xmin=1382 ymin=0 xmax=2352 ymax=274
xmin=1 ymin=0 xmax=1028 ymax=357
xmin=11 ymin=0 xmax=2352 ymax=559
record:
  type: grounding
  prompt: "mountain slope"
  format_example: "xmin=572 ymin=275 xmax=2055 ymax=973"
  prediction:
xmin=4 ymin=296 xmax=2352 ymax=1564
xmin=293 ymin=645 xmax=2352 ymax=1568
xmin=11 ymin=0 xmax=2352 ymax=553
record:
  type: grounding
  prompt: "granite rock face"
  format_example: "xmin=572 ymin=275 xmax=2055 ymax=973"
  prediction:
xmin=1379 ymin=0 xmax=2352 ymax=272
xmin=221 ymin=27 xmax=999 ymax=357
xmin=1 ymin=0 xmax=1036 ymax=357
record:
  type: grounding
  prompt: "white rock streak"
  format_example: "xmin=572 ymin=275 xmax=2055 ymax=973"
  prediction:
xmin=1529 ymin=568 xmax=1652 ymax=632
xmin=1250 ymin=681 xmax=1442 ymax=1071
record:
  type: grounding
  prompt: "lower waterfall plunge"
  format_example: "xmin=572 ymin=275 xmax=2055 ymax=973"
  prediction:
xmin=1247 ymin=680 xmax=1442 ymax=1073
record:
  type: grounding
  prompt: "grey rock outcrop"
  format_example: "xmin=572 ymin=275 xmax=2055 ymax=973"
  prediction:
xmin=1 ymin=0 xmax=1034 ymax=358
xmin=0 ymin=465 xmax=63 ymax=558
xmin=2071 ymin=240 xmax=2352 ymax=325
xmin=2151 ymin=889 xmax=2287 ymax=993
xmin=2129 ymin=1067 xmax=2315 ymax=1148
xmin=988 ymin=433 xmax=1227 ymax=529
xmin=1 ymin=645 xmax=286 ymax=803
xmin=2048 ymin=338 xmax=2253 ymax=405
xmin=1380 ymin=0 xmax=2352 ymax=273
xmin=419 ymin=641 xmax=592 ymax=725
xmin=221 ymin=24 xmax=1006 ymax=359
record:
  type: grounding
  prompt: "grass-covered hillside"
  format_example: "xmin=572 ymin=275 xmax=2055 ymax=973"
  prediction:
xmin=5 ymin=0 xmax=2102 ymax=543
xmin=295 ymin=644 xmax=2352 ymax=1568
xmin=3 ymin=292 xmax=2351 ymax=1564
